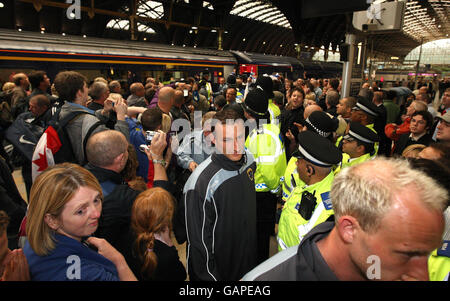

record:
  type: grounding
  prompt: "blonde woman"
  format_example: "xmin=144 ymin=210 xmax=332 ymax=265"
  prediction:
xmin=23 ymin=163 xmax=136 ymax=281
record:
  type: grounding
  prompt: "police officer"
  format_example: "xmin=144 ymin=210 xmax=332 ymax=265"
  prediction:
xmin=281 ymin=111 xmax=338 ymax=206
xmin=278 ymin=131 xmax=342 ymax=250
xmin=337 ymin=96 xmax=379 ymax=157
xmin=200 ymin=70 xmax=213 ymax=104
xmin=338 ymin=122 xmax=380 ymax=171
xmin=256 ymin=75 xmax=280 ymax=127
xmin=242 ymin=87 xmax=287 ymax=264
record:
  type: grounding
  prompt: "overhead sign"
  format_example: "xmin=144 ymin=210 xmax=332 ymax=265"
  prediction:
xmin=352 ymin=1 xmax=406 ymax=32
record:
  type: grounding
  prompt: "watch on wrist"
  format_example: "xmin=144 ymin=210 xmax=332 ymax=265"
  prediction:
xmin=152 ymin=158 xmax=166 ymax=167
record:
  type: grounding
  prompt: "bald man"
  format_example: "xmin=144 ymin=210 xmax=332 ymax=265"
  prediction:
xmin=127 ymin=82 xmax=147 ymax=107
xmin=86 ymin=129 xmax=171 ymax=279
xmin=157 ymin=86 xmax=175 ymax=116
xmin=304 ymin=104 xmax=322 ymax=120
xmin=170 ymin=89 xmax=189 ymax=121
xmin=85 ymin=130 xmax=140 ymax=264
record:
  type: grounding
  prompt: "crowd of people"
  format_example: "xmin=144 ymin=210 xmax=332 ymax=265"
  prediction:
xmin=0 ymin=69 xmax=449 ymax=281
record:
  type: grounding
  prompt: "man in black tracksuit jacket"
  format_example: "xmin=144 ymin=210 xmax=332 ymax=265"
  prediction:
xmin=175 ymin=150 xmax=257 ymax=281
xmin=174 ymin=109 xmax=258 ymax=281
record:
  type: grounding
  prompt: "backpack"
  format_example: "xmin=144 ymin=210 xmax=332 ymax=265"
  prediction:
xmin=31 ymin=107 xmax=102 ymax=181
xmin=0 ymin=100 xmax=13 ymax=129
xmin=5 ymin=111 xmax=44 ymax=162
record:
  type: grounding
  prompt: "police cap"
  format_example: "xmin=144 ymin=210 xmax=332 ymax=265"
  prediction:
xmin=344 ymin=122 xmax=380 ymax=144
xmin=255 ymin=75 xmax=274 ymax=99
xmin=353 ymin=96 xmax=379 ymax=117
xmin=303 ymin=111 xmax=337 ymax=138
xmin=293 ymin=131 xmax=342 ymax=168
xmin=241 ymin=86 xmax=269 ymax=117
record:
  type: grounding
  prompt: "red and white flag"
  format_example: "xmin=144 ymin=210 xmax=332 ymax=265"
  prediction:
xmin=31 ymin=126 xmax=62 ymax=182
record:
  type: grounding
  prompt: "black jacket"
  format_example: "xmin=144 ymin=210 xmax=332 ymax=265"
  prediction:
xmin=174 ymin=151 xmax=257 ymax=281
xmin=0 ymin=156 xmax=27 ymax=249
xmin=280 ymin=106 xmax=304 ymax=158
xmin=86 ymin=163 xmax=176 ymax=276
xmin=242 ymin=221 xmax=338 ymax=281
xmin=86 ymin=164 xmax=140 ymax=250
xmin=393 ymin=132 xmax=433 ymax=156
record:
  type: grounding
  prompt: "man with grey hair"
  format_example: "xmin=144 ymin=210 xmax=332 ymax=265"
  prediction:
xmin=88 ymin=81 xmax=116 ymax=129
xmin=311 ymin=79 xmax=322 ymax=103
xmin=325 ymin=90 xmax=339 ymax=117
xmin=11 ymin=73 xmax=29 ymax=108
xmin=108 ymin=80 xmax=122 ymax=94
xmin=88 ymin=81 xmax=110 ymax=111
xmin=243 ymin=157 xmax=447 ymax=281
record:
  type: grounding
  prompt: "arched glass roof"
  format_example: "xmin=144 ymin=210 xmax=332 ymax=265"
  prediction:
xmin=106 ymin=1 xmax=162 ymax=34
xmin=402 ymin=0 xmax=449 ymax=42
xmin=404 ymin=38 xmax=450 ymax=65
xmin=230 ymin=0 xmax=292 ymax=29
xmin=106 ymin=20 xmax=156 ymax=34
xmin=137 ymin=0 xmax=164 ymax=19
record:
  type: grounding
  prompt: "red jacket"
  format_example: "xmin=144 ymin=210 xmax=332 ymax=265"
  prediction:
xmin=385 ymin=116 xmax=411 ymax=141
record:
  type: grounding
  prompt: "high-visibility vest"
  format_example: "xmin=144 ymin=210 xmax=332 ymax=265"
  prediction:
xmin=428 ymin=241 xmax=450 ymax=281
xmin=336 ymin=123 xmax=379 ymax=158
xmin=334 ymin=152 xmax=373 ymax=174
xmin=236 ymin=91 xmax=244 ymax=103
xmin=205 ymin=82 xmax=213 ymax=103
xmin=281 ymin=157 xmax=305 ymax=202
xmin=277 ymin=172 xmax=335 ymax=250
xmin=245 ymin=123 xmax=287 ymax=193
xmin=268 ymin=99 xmax=281 ymax=127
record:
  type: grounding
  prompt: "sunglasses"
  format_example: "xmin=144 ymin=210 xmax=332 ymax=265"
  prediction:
xmin=343 ymin=135 xmax=356 ymax=142
xmin=292 ymin=150 xmax=305 ymax=160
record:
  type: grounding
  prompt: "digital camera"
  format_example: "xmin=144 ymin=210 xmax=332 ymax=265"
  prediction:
xmin=146 ymin=130 xmax=157 ymax=144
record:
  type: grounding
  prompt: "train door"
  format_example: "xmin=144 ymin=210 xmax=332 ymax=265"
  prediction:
xmin=239 ymin=64 xmax=258 ymax=76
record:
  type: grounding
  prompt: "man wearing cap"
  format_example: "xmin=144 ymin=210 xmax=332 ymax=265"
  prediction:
xmin=242 ymin=87 xmax=287 ymax=264
xmin=277 ymin=131 xmax=342 ymax=250
xmin=280 ymin=111 xmax=336 ymax=216
xmin=256 ymin=76 xmax=280 ymax=127
xmin=435 ymin=111 xmax=450 ymax=143
xmin=338 ymin=122 xmax=379 ymax=171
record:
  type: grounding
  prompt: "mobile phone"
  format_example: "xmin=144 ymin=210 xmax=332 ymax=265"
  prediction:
xmin=183 ymin=89 xmax=188 ymax=97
